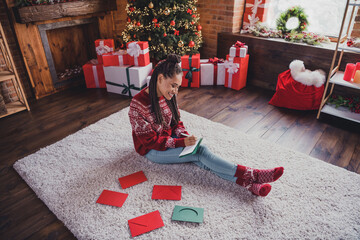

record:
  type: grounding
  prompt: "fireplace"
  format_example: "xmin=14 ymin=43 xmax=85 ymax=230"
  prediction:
xmin=38 ymin=18 xmax=99 ymax=88
xmin=7 ymin=0 xmax=117 ymax=98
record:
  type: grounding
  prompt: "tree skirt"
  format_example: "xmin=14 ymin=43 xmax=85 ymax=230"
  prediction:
xmin=14 ymin=108 xmax=360 ymax=239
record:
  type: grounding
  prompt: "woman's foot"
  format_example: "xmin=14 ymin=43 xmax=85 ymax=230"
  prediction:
xmin=235 ymin=165 xmax=284 ymax=184
xmin=248 ymin=183 xmax=272 ymax=197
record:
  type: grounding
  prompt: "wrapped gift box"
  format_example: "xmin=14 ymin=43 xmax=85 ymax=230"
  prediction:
xmin=243 ymin=0 xmax=269 ymax=29
xmin=104 ymin=63 xmax=153 ymax=97
xmin=102 ymin=50 xmax=129 ymax=67
xmin=229 ymin=41 xmax=248 ymax=58
xmin=95 ymin=39 xmax=114 ymax=64
xmin=126 ymin=41 xmax=150 ymax=66
xmin=181 ymin=54 xmax=200 ymax=88
xmin=200 ymin=58 xmax=226 ymax=86
xmin=82 ymin=59 xmax=106 ymax=88
xmin=224 ymin=54 xmax=249 ymax=90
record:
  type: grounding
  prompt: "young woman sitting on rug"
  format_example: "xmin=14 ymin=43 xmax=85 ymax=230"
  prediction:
xmin=128 ymin=54 xmax=284 ymax=197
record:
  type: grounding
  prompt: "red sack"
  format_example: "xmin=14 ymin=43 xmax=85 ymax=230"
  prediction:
xmin=269 ymin=70 xmax=324 ymax=110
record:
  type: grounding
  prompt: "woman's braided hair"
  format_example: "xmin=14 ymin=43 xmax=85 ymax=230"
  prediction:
xmin=149 ymin=54 xmax=182 ymax=126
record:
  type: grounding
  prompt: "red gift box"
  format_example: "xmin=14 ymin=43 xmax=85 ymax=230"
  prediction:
xmin=181 ymin=53 xmax=200 ymax=88
xmin=82 ymin=60 xmax=106 ymax=88
xmin=224 ymin=54 xmax=249 ymax=90
xmin=243 ymin=0 xmax=269 ymax=29
xmin=95 ymin=39 xmax=114 ymax=64
xmin=102 ymin=50 xmax=129 ymax=67
xmin=126 ymin=41 xmax=150 ymax=66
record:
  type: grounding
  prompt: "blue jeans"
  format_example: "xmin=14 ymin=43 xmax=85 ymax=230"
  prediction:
xmin=145 ymin=145 xmax=237 ymax=182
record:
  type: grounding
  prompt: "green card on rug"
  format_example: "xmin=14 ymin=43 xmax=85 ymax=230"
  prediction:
xmin=171 ymin=205 xmax=204 ymax=223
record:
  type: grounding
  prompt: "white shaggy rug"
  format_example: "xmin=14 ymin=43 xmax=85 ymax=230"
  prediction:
xmin=14 ymin=108 xmax=360 ymax=239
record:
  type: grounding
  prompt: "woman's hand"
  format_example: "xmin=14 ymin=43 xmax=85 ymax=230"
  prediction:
xmin=184 ymin=135 xmax=197 ymax=146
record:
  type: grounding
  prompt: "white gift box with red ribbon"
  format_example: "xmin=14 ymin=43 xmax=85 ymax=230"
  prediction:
xmin=229 ymin=41 xmax=248 ymax=58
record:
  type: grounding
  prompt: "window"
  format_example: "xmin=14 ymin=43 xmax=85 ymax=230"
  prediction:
xmin=264 ymin=0 xmax=356 ymax=37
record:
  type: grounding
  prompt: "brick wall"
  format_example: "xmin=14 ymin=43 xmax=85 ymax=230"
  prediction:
xmin=0 ymin=0 xmax=33 ymax=103
xmin=112 ymin=0 xmax=245 ymax=58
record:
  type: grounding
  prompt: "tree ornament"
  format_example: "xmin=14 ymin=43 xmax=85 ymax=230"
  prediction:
xmin=127 ymin=17 xmax=131 ymax=23
xmin=191 ymin=21 xmax=195 ymax=25
xmin=193 ymin=6 xmax=197 ymax=11
xmin=164 ymin=7 xmax=171 ymax=15
xmin=129 ymin=6 xmax=134 ymax=12
xmin=197 ymin=25 xmax=202 ymax=31
xmin=148 ymin=36 xmax=152 ymax=41
xmin=152 ymin=18 xmax=158 ymax=23
xmin=133 ymin=34 xmax=136 ymax=38
xmin=276 ymin=6 xmax=308 ymax=34
xmin=189 ymin=40 xmax=195 ymax=47
xmin=170 ymin=20 xmax=175 ymax=26
xmin=148 ymin=1 xmax=154 ymax=9
xmin=185 ymin=24 xmax=189 ymax=29
xmin=192 ymin=14 xmax=196 ymax=18
xmin=163 ymin=32 xmax=167 ymax=37
xmin=187 ymin=9 xmax=192 ymax=14
xmin=136 ymin=22 xmax=141 ymax=26
xmin=173 ymin=5 xmax=177 ymax=10
xmin=178 ymin=40 xmax=184 ymax=47
xmin=174 ymin=29 xmax=179 ymax=35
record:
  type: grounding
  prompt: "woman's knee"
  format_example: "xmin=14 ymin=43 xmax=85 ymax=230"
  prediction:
xmin=197 ymin=145 xmax=210 ymax=155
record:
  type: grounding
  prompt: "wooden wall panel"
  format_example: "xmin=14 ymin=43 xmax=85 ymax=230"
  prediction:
xmin=13 ymin=23 xmax=54 ymax=98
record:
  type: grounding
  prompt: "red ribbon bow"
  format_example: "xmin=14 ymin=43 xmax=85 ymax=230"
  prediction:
xmin=208 ymin=57 xmax=224 ymax=64
xmin=234 ymin=41 xmax=245 ymax=48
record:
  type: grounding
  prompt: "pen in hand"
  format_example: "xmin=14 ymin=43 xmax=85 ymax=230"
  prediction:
xmin=180 ymin=133 xmax=190 ymax=137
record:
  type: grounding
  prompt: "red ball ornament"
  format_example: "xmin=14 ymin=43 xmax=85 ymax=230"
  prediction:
xmin=189 ymin=41 xmax=195 ymax=47
xmin=170 ymin=20 xmax=175 ymax=26
xmin=136 ymin=22 xmax=141 ymax=26
xmin=197 ymin=25 xmax=202 ymax=31
xmin=133 ymin=34 xmax=136 ymax=38
xmin=163 ymin=33 xmax=167 ymax=37
xmin=191 ymin=21 xmax=195 ymax=25
xmin=127 ymin=17 xmax=131 ymax=23
xmin=152 ymin=18 xmax=158 ymax=23
xmin=192 ymin=14 xmax=196 ymax=18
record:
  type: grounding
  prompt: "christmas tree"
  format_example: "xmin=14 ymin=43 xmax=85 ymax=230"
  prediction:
xmin=121 ymin=0 xmax=203 ymax=60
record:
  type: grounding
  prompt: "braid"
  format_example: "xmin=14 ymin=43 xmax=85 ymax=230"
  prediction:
xmin=149 ymin=54 xmax=182 ymax=125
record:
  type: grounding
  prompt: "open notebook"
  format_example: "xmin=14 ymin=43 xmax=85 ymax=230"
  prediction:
xmin=179 ymin=138 xmax=203 ymax=158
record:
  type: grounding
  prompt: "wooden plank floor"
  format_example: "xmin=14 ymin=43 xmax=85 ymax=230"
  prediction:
xmin=0 ymin=85 xmax=359 ymax=239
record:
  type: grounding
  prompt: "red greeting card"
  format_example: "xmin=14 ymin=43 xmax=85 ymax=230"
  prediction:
xmin=152 ymin=185 xmax=182 ymax=200
xmin=118 ymin=171 xmax=147 ymax=189
xmin=96 ymin=190 xmax=128 ymax=208
xmin=128 ymin=210 xmax=164 ymax=237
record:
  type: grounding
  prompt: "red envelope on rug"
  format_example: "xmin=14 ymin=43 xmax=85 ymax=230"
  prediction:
xmin=118 ymin=171 xmax=147 ymax=189
xmin=152 ymin=185 xmax=182 ymax=200
xmin=96 ymin=190 xmax=128 ymax=208
xmin=128 ymin=210 xmax=164 ymax=237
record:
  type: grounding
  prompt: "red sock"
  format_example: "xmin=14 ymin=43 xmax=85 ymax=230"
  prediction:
xmin=249 ymin=183 xmax=272 ymax=197
xmin=235 ymin=165 xmax=284 ymax=184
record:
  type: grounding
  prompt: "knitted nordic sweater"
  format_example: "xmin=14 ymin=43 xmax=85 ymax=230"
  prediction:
xmin=128 ymin=87 xmax=188 ymax=156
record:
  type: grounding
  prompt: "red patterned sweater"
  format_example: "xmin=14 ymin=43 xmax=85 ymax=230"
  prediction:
xmin=128 ymin=87 xmax=189 ymax=156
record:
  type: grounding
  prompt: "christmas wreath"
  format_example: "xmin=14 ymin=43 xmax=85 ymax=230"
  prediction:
xmin=276 ymin=6 xmax=308 ymax=34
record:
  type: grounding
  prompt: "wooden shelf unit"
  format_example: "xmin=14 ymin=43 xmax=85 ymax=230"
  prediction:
xmin=0 ymin=22 xmax=30 ymax=118
xmin=317 ymin=0 xmax=360 ymax=123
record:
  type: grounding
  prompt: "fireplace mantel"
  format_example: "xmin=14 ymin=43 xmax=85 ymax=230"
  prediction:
xmin=13 ymin=0 xmax=117 ymax=24
xmin=5 ymin=0 xmax=117 ymax=99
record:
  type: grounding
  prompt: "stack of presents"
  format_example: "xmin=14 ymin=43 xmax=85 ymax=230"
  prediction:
xmin=82 ymin=40 xmax=249 ymax=97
